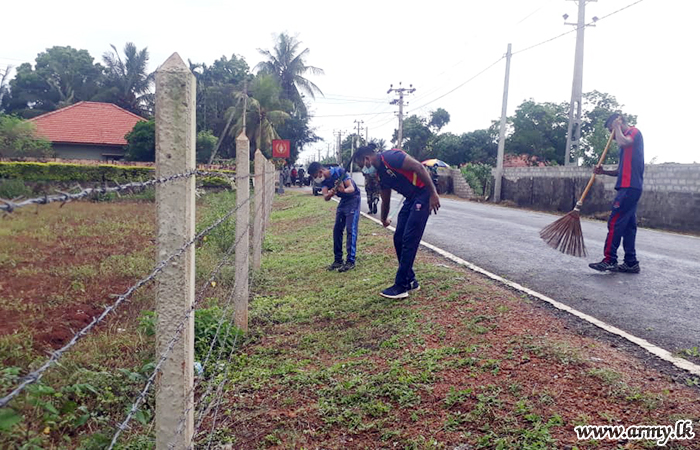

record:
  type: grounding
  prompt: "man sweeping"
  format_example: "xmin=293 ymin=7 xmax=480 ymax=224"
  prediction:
xmin=353 ymin=144 xmax=441 ymax=299
xmin=589 ymin=113 xmax=644 ymax=273
xmin=307 ymin=162 xmax=360 ymax=272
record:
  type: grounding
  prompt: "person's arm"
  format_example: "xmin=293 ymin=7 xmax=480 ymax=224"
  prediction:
xmin=337 ymin=178 xmax=355 ymax=194
xmin=400 ymin=155 xmax=441 ymax=214
xmin=594 ymin=166 xmax=619 ymax=176
xmin=380 ymin=189 xmax=392 ymax=227
xmin=612 ymin=119 xmax=634 ymax=147
xmin=322 ymin=186 xmax=335 ymax=201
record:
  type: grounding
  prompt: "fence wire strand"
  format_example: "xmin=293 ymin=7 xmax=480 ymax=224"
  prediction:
xmin=0 ymin=194 xmax=252 ymax=408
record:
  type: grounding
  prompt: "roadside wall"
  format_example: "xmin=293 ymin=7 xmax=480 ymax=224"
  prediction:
xmin=497 ymin=164 xmax=700 ymax=233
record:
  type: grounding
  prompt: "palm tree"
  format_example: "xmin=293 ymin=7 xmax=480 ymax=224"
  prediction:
xmin=255 ymin=33 xmax=324 ymax=116
xmin=100 ymin=43 xmax=153 ymax=116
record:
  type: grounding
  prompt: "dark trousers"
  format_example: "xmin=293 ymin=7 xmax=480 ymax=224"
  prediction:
xmin=334 ymin=196 xmax=361 ymax=263
xmin=604 ymin=188 xmax=642 ymax=264
xmin=393 ymin=191 xmax=431 ymax=288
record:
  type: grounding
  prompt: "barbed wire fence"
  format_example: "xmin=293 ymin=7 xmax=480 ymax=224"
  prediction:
xmin=0 ymin=53 xmax=281 ymax=449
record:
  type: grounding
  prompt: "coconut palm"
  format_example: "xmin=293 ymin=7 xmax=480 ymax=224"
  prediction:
xmin=99 ymin=42 xmax=153 ymax=116
xmin=255 ymin=33 xmax=323 ymax=116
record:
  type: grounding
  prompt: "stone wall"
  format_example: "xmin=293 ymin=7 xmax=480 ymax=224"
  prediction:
xmin=497 ymin=164 xmax=700 ymax=233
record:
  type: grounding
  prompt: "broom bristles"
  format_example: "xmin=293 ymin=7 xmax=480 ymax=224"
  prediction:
xmin=539 ymin=210 xmax=587 ymax=257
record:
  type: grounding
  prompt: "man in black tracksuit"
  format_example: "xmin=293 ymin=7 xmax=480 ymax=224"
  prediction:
xmin=353 ymin=144 xmax=441 ymax=299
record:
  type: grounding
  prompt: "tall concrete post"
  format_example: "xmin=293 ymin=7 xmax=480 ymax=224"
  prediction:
xmin=154 ymin=53 xmax=196 ymax=450
xmin=234 ymin=132 xmax=250 ymax=332
xmin=252 ymin=150 xmax=265 ymax=270
xmin=494 ymin=43 xmax=512 ymax=203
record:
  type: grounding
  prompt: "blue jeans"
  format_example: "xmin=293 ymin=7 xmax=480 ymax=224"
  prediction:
xmin=334 ymin=196 xmax=361 ymax=263
xmin=393 ymin=191 xmax=431 ymax=288
xmin=604 ymin=188 xmax=642 ymax=264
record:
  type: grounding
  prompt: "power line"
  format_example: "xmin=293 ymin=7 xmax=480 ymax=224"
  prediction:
xmin=311 ymin=111 xmax=395 ymax=118
xmin=513 ymin=0 xmax=646 ymax=55
xmin=407 ymin=56 xmax=505 ymax=114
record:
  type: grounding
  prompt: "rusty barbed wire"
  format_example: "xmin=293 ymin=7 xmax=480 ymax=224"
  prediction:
xmin=108 ymin=221 xmax=251 ymax=450
xmin=0 ymin=170 xmax=254 ymax=213
xmin=0 ymin=195 xmax=252 ymax=408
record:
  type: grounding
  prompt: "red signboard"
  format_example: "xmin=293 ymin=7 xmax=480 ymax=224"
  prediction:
xmin=272 ymin=139 xmax=291 ymax=158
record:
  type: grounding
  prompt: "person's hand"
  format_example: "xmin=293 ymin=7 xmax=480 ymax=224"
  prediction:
xmin=336 ymin=183 xmax=345 ymax=193
xmin=593 ymin=166 xmax=604 ymax=175
xmin=613 ymin=117 xmax=623 ymax=128
xmin=429 ymin=193 xmax=441 ymax=214
xmin=328 ymin=188 xmax=336 ymax=196
xmin=382 ymin=218 xmax=391 ymax=227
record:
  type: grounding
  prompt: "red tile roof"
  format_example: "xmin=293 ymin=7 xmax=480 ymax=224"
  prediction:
xmin=30 ymin=102 xmax=146 ymax=146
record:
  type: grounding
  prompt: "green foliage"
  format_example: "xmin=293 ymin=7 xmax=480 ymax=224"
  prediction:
xmin=198 ymin=175 xmax=232 ymax=190
xmin=96 ymin=43 xmax=153 ymax=117
xmin=0 ymin=161 xmax=153 ymax=182
xmin=4 ymin=46 xmax=104 ymax=117
xmin=196 ymin=190 xmax=238 ymax=252
xmin=124 ymin=120 xmax=155 ymax=162
xmin=461 ymin=163 xmax=493 ymax=197
xmin=196 ymin=130 xmax=218 ymax=164
xmin=579 ymin=91 xmax=637 ymax=166
xmin=0 ymin=115 xmax=54 ymax=158
xmin=506 ymin=99 xmax=568 ymax=165
xmin=194 ymin=307 xmax=244 ymax=364
xmin=0 ymin=178 xmax=33 ymax=198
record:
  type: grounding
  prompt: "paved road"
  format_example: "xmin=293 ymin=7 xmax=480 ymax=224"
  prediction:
xmin=346 ymin=185 xmax=700 ymax=356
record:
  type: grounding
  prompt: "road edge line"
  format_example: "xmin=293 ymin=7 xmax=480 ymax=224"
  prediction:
xmin=358 ymin=209 xmax=700 ymax=378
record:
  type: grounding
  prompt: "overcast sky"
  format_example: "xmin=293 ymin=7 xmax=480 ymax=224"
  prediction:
xmin=2 ymin=0 xmax=697 ymax=165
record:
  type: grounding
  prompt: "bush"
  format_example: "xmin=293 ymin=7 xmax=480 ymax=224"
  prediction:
xmin=0 ymin=161 xmax=154 ymax=183
xmin=0 ymin=115 xmax=55 ymax=158
xmin=124 ymin=120 xmax=156 ymax=162
xmin=461 ymin=163 xmax=493 ymax=198
xmin=0 ymin=178 xmax=32 ymax=199
xmin=198 ymin=175 xmax=233 ymax=190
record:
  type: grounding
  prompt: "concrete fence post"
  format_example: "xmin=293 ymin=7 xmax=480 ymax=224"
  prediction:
xmin=252 ymin=150 xmax=265 ymax=270
xmin=154 ymin=53 xmax=196 ymax=450
xmin=234 ymin=132 xmax=250 ymax=332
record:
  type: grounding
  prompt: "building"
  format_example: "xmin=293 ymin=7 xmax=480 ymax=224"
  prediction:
xmin=30 ymin=101 xmax=146 ymax=161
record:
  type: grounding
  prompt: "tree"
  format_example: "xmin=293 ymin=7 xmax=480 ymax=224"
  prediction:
xmin=223 ymin=74 xmax=290 ymax=160
xmin=4 ymin=46 xmax=104 ymax=118
xmin=0 ymin=115 xmax=54 ymax=158
xmin=393 ymin=109 xmax=451 ymax=161
xmin=98 ymin=43 xmax=153 ymax=117
xmin=506 ymin=99 xmax=568 ymax=165
xmin=124 ymin=120 xmax=155 ymax=161
xmin=190 ymin=55 xmax=250 ymax=138
xmin=578 ymin=90 xmax=637 ymax=166
xmin=0 ymin=65 xmax=12 ymax=111
xmin=196 ymin=130 xmax=218 ymax=164
xmin=428 ymin=108 xmax=450 ymax=132
xmin=369 ymin=138 xmax=387 ymax=151
xmin=255 ymin=33 xmax=324 ymax=117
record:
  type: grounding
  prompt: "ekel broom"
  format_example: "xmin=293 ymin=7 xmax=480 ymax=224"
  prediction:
xmin=539 ymin=131 xmax=615 ymax=257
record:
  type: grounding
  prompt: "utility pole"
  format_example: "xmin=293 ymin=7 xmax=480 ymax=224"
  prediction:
xmin=388 ymin=82 xmax=415 ymax=149
xmin=365 ymin=127 xmax=369 ymax=143
xmin=494 ymin=43 xmax=512 ymax=203
xmin=351 ymin=120 xmax=364 ymax=173
xmin=317 ymin=147 xmax=321 ymax=162
xmin=564 ymin=0 xmax=596 ymax=166
xmin=333 ymin=130 xmax=345 ymax=165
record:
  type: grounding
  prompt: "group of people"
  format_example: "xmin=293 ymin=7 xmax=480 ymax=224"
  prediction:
xmin=304 ymin=113 xmax=644 ymax=300
xmin=282 ymin=165 xmax=306 ymax=187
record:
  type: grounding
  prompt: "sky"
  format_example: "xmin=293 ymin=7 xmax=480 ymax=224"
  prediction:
xmin=2 ymin=0 xmax=698 ymax=165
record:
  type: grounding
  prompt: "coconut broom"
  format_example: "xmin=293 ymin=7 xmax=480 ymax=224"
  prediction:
xmin=539 ymin=131 xmax=615 ymax=257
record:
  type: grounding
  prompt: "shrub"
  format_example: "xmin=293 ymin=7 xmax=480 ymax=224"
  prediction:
xmin=461 ymin=163 xmax=493 ymax=198
xmin=0 ymin=115 xmax=55 ymax=158
xmin=0 ymin=162 xmax=153 ymax=183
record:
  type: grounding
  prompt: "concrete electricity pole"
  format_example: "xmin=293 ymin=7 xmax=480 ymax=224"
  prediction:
xmin=333 ymin=130 xmax=345 ymax=165
xmin=351 ymin=120 xmax=364 ymax=173
xmin=494 ymin=43 xmax=512 ymax=203
xmin=388 ymin=82 xmax=415 ymax=149
xmin=564 ymin=0 xmax=597 ymax=166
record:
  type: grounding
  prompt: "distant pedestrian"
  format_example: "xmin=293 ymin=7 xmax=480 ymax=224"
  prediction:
xmin=298 ymin=167 xmax=306 ymax=186
xmin=362 ymin=165 xmax=380 ymax=214
xmin=353 ymin=144 xmax=440 ymax=299
xmin=291 ymin=166 xmax=298 ymax=186
xmin=589 ymin=113 xmax=644 ymax=274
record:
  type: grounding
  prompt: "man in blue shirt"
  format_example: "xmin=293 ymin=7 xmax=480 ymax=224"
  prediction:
xmin=589 ymin=113 xmax=644 ymax=274
xmin=353 ymin=144 xmax=441 ymax=299
xmin=308 ymin=162 xmax=361 ymax=272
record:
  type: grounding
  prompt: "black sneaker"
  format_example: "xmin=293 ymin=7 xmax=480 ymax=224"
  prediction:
xmin=338 ymin=261 xmax=355 ymax=272
xmin=380 ymin=284 xmax=409 ymax=299
xmin=408 ymin=279 xmax=420 ymax=293
xmin=618 ymin=262 xmax=640 ymax=273
xmin=588 ymin=259 xmax=618 ymax=272
xmin=327 ymin=261 xmax=343 ymax=271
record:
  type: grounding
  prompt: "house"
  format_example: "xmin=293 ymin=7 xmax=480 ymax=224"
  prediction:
xmin=30 ymin=101 xmax=146 ymax=161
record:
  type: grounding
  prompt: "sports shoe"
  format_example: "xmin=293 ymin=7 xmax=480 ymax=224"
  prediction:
xmin=380 ymin=284 xmax=409 ymax=299
xmin=338 ymin=261 xmax=355 ymax=272
xmin=408 ymin=279 xmax=421 ymax=293
xmin=327 ymin=261 xmax=343 ymax=271
xmin=588 ymin=259 xmax=618 ymax=272
xmin=617 ymin=262 xmax=640 ymax=273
